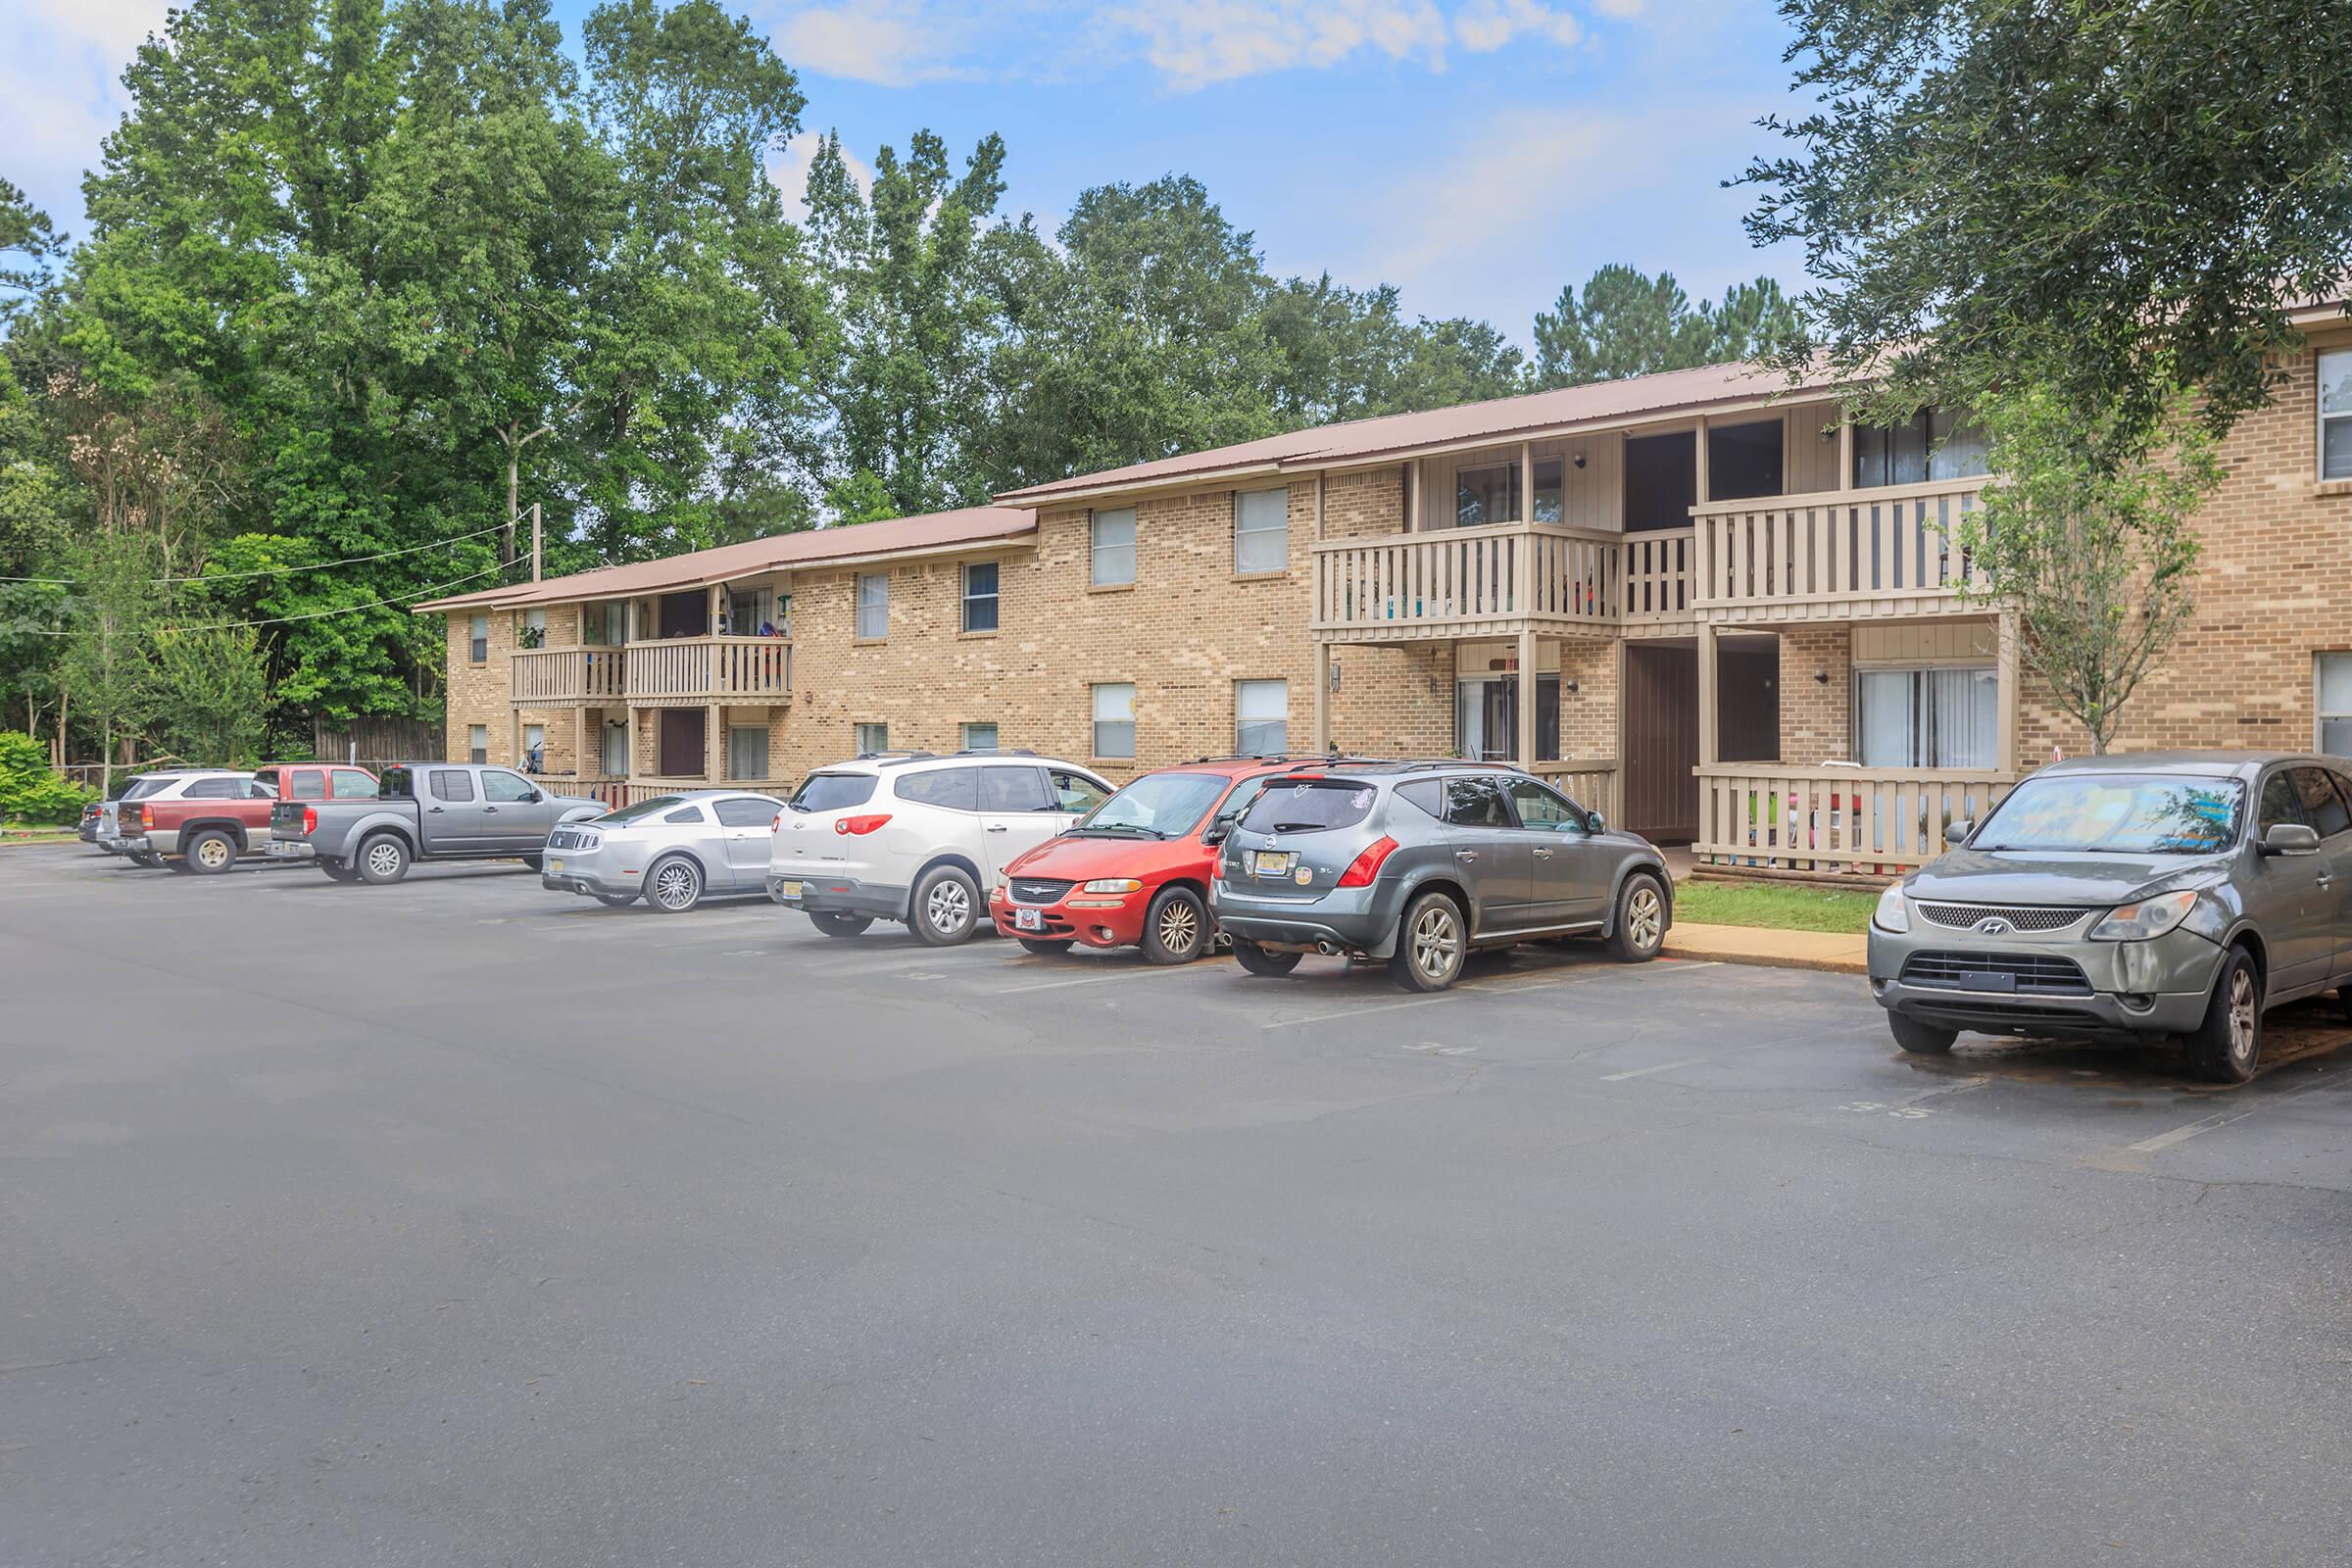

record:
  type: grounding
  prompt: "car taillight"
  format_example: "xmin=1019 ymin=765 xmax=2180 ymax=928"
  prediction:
xmin=139 ymin=805 xmax=153 ymax=829
xmin=836 ymin=813 xmax=892 ymax=836
xmin=770 ymin=810 xmax=785 ymax=831
xmin=303 ymin=806 xmax=318 ymax=835
xmin=1336 ymin=835 xmax=1398 ymax=888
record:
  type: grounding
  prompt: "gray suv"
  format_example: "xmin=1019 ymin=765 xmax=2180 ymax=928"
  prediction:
xmin=1868 ymin=752 xmax=2352 ymax=1082
xmin=1212 ymin=761 xmax=1674 ymax=991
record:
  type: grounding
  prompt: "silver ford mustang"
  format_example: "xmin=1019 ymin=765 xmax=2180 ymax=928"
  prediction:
xmin=540 ymin=790 xmax=786 ymax=912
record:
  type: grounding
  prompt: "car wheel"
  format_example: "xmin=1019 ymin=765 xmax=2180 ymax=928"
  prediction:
xmin=1141 ymin=886 xmax=1208 ymax=964
xmin=2183 ymin=947 xmax=2262 ymax=1084
xmin=594 ymin=892 xmax=637 ymax=908
xmin=1604 ymin=872 xmax=1668 ymax=962
xmin=1018 ymin=937 xmax=1073 ymax=956
xmin=184 ymin=829 xmax=237 ymax=876
xmin=810 ymin=911 xmax=874 ymax=938
xmin=910 ymin=864 xmax=981 ymax=946
xmin=1232 ymin=940 xmax=1302 ymax=977
xmin=1389 ymin=891 xmax=1468 ymax=993
xmin=319 ymin=859 xmax=361 ymax=883
xmin=1887 ymin=1013 xmax=1957 ymax=1055
xmin=521 ymin=854 xmax=544 ymax=871
xmin=646 ymin=856 xmax=704 ymax=913
xmin=356 ymin=833 xmax=412 ymax=885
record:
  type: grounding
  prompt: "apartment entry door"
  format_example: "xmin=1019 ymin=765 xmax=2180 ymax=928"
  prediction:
xmin=1622 ymin=645 xmax=1698 ymax=844
xmin=657 ymin=709 xmax=706 ymax=778
xmin=1454 ymin=675 xmax=1559 ymax=763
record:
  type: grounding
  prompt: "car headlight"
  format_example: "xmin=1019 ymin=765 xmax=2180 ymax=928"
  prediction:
xmin=1872 ymin=883 xmax=1909 ymax=933
xmin=1082 ymin=878 xmax=1143 ymax=895
xmin=2088 ymin=889 xmax=2198 ymax=942
xmin=993 ymin=870 xmax=1007 ymax=893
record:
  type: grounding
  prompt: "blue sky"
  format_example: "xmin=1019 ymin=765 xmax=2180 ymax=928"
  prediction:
xmin=3 ymin=0 xmax=1810 ymax=347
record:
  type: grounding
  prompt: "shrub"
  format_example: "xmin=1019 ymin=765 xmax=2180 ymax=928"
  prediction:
xmin=0 ymin=731 xmax=94 ymax=826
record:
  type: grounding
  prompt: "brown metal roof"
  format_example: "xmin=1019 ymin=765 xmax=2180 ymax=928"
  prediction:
xmin=994 ymin=358 xmax=1847 ymax=506
xmin=414 ymin=505 xmax=1037 ymax=614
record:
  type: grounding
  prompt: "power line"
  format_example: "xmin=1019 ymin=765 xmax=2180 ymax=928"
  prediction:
xmin=0 ymin=520 xmax=512 ymax=585
xmin=21 ymin=562 xmax=517 ymax=636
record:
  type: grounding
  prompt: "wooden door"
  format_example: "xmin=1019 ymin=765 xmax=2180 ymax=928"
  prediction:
xmin=1623 ymin=645 xmax=1698 ymax=843
xmin=658 ymin=708 xmax=705 ymax=778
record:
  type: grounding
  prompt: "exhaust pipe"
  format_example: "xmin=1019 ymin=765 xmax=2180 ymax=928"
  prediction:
xmin=1315 ymin=939 xmax=1338 ymax=955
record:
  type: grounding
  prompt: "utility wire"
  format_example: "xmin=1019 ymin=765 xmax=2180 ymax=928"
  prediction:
xmin=0 ymin=520 xmax=512 ymax=585
xmin=20 ymin=562 xmax=518 ymax=636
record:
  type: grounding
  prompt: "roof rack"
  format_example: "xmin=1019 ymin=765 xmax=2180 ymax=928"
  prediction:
xmin=1180 ymin=751 xmax=1394 ymax=766
xmin=852 ymin=750 xmax=939 ymax=766
xmin=953 ymin=747 xmax=1038 ymax=757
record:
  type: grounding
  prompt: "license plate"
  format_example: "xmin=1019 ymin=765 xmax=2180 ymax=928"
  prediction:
xmin=777 ymin=880 xmax=803 ymax=899
xmin=1957 ymin=970 xmax=2018 ymax=994
xmin=1014 ymin=907 xmax=1044 ymax=932
xmin=1251 ymin=851 xmax=1293 ymax=877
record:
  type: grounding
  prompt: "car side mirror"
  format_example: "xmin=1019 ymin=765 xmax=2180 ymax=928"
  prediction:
xmin=2261 ymin=821 xmax=2321 ymax=857
xmin=529 ymin=789 xmax=545 ymax=804
xmin=1946 ymin=818 xmax=1973 ymax=847
xmin=1202 ymin=821 xmax=1230 ymax=846
xmin=1584 ymin=810 xmax=1604 ymax=834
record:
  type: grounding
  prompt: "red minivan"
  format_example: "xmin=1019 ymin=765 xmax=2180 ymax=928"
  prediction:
xmin=987 ymin=758 xmax=1302 ymax=963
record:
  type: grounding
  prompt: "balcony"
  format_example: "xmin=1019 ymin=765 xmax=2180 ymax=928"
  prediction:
xmin=510 ymin=647 xmax=628 ymax=707
xmin=1310 ymin=523 xmax=1693 ymax=643
xmin=624 ymin=636 xmax=793 ymax=706
xmin=1690 ymin=475 xmax=1988 ymax=625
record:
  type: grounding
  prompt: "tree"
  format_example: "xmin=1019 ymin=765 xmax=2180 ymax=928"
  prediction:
xmin=1955 ymin=380 xmax=2223 ymax=754
xmin=56 ymin=529 xmax=160 ymax=791
xmin=1264 ymin=275 xmax=1526 ymax=426
xmin=150 ymin=621 xmax=270 ymax=765
xmin=1532 ymin=267 xmax=1793 ymax=389
xmin=0 ymin=176 xmax=62 ymax=325
xmin=0 ymin=729 xmax=91 ymax=826
xmin=1743 ymin=0 xmax=2352 ymax=442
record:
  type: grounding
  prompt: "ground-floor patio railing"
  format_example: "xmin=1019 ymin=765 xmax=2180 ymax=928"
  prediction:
xmin=1530 ymin=758 xmax=1619 ymax=824
xmin=1691 ymin=765 xmax=2014 ymax=877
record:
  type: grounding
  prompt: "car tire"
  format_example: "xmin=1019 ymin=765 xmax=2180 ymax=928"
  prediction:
xmin=646 ymin=856 xmax=704 ymax=914
xmin=1232 ymin=940 xmax=1302 ymax=977
xmin=1018 ymin=937 xmax=1073 ymax=956
xmin=1141 ymin=886 xmax=1208 ymax=964
xmin=355 ymin=833 xmax=412 ymax=885
xmin=2183 ymin=946 xmax=2262 ymax=1084
xmin=594 ymin=892 xmax=637 ymax=908
xmin=127 ymin=850 xmax=164 ymax=868
xmin=910 ymin=864 xmax=981 ymax=946
xmin=1887 ymin=1013 xmax=1957 ymax=1055
xmin=184 ymin=829 xmax=237 ymax=876
xmin=319 ymin=859 xmax=361 ymax=883
xmin=521 ymin=854 xmax=544 ymax=872
xmin=810 ymin=911 xmax=874 ymax=938
xmin=1604 ymin=872 xmax=1668 ymax=962
xmin=1389 ymin=890 xmax=1468 ymax=993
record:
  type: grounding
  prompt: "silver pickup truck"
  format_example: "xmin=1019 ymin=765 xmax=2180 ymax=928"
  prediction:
xmin=268 ymin=761 xmax=606 ymax=883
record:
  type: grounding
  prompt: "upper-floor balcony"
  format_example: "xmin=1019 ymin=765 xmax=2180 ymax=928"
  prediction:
xmin=508 ymin=634 xmax=793 ymax=708
xmin=1309 ymin=474 xmax=1988 ymax=642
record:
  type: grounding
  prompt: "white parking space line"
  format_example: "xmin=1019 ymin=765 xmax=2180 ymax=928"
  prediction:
xmin=995 ymin=964 xmax=1216 ymax=994
xmin=2125 ymin=1072 xmax=2346 ymax=1153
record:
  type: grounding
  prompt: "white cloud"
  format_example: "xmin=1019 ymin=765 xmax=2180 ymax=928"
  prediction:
xmin=768 ymin=2 xmax=978 ymax=85
xmin=1454 ymin=0 xmax=1585 ymax=52
xmin=0 ymin=0 xmax=172 ymax=236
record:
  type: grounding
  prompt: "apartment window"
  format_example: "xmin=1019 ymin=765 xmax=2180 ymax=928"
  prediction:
xmin=1092 ymin=682 xmax=1136 ymax=759
xmin=602 ymin=721 xmax=629 ymax=777
xmin=600 ymin=602 xmax=629 ymax=645
xmin=1091 ymin=508 xmax=1137 ymax=586
xmin=1707 ymin=418 xmax=1785 ymax=502
xmin=521 ymin=723 xmax=545 ymax=773
xmin=724 ymin=589 xmax=764 ymax=637
xmin=1455 ymin=463 xmax=1515 ymax=527
xmin=516 ymin=607 xmax=546 ymax=648
xmin=466 ymin=724 xmax=488 ymax=764
xmin=1855 ymin=667 xmax=1998 ymax=769
xmin=2321 ymin=352 xmax=2352 ymax=479
xmin=962 ymin=561 xmax=1000 ymax=633
xmin=728 ymin=722 xmax=768 ymax=781
xmin=1853 ymin=408 xmax=1990 ymax=488
xmin=2318 ymin=655 xmax=2352 ymax=756
xmin=1625 ymin=431 xmax=1697 ymax=532
xmin=1235 ymin=488 xmax=1289 ymax=572
xmin=961 ymin=721 xmax=999 ymax=751
xmin=1236 ymin=679 xmax=1289 ymax=755
xmin=855 ymin=572 xmax=889 ymax=639
xmin=855 ymin=722 xmax=888 ymax=755
xmin=468 ymin=613 xmax=488 ymax=663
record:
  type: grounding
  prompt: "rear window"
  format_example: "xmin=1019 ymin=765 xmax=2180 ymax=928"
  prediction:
xmin=600 ymin=795 xmax=687 ymax=823
xmin=1240 ymin=778 xmax=1379 ymax=834
xmin=380 ymin=767 xmax=414 ymax=800
xmin=789 ymin=772 xmax=878 ymax=812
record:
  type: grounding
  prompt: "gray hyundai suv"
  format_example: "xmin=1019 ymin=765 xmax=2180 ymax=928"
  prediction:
xmin=1212 ymin=761 xmax=1674 ymax=991
xmin=1868 ymin=752 xmax=2352 ymax=1082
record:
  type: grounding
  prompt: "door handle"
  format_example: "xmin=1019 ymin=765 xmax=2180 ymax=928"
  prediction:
xmin=427 ymin=806 xmax=444 ymax=813
xmin=1532 ymin=847 xmax=1554 ymax=859
xmin=987 ymin=824 xmax=1008 ymax=833
xmin=2320 ymin=873 xmax=2335 ymax=889
xmin=484 ymin=807 xmax=500 ymax=813
xmin=1454 ymin=850 xmax=1478 ymax=862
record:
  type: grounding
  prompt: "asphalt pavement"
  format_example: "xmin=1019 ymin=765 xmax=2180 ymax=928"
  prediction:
xmin=2 ymin=844 xmax=2347 ymax=1566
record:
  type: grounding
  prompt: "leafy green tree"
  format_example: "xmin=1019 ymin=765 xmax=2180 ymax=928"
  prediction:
xmin=1698 ymin=277 xmax=1800 ymax=367
xmin=1743 ymin=0 xmax=2352 ymax=440
xmin=1532 ymin=266 xmax=1719 ymax=388
xmin=150 ymin=621 xmax=270 ymax=765
xmin=0 ymin=729 xmax=92 ymax=825
xmin=1264 ymin=276 xmax=1526 ymax=425
xmin=1955 ymin=379 xmax=2223 ymax=754
xmin=0 ymin=176 xmax=62 ymax=325
xmin=56 ymin=529 xmax=160 ymax=791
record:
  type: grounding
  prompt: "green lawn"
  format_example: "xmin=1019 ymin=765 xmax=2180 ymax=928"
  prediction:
xmin=1673 ymin=878 xmax=1879 ymax=934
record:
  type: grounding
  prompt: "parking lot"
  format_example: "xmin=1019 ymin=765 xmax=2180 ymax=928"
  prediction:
xmin=4 ymin=844 xmax=2349 ymax=1566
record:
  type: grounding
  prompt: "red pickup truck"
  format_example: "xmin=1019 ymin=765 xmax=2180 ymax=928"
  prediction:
xmin=108 ymin=761 xmax=377 ymax=874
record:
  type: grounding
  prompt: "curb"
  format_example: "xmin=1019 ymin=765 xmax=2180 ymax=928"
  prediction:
xmin=1661 ymin=942 xmax=1866 ymax=977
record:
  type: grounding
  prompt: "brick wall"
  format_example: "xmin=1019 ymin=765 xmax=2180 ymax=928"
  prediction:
xmin=1777 ymin=626 xmax=1853 ymax=763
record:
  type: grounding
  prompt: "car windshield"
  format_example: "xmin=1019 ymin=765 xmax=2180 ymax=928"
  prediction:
xmin=1239 ymin=777 xmax=1380 ymax=834
xmin=789 ymin=772 xmax=878 ymax=812
xmin=598 ymin=796 xmax=685 ymax=824
xmin=1076 ymin=772 xmax=1230 ymax=838
xmin=1971 ymin=773 xmax=2245 ymax=855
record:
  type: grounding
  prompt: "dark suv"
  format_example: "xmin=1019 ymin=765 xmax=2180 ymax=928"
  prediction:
xmin=1212 ymin=761 xmax=1673 ymax=991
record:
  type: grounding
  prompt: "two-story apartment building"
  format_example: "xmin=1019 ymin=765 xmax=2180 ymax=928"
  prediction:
xmin=422 ymin=299 xmax=2352 ymax=878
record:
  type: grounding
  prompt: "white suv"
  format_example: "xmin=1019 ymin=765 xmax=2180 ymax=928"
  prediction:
xmin=766 ymin=751 xmax=1113 ymax=944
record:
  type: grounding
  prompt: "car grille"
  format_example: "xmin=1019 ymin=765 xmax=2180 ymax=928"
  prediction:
xmin=1899 ymin=950 xmax=2094 ymax=997
xmin=1916 ymin=903 xmax=2094 ymax=933
xmin=1010 ymin=877 xmax=1073 ymax=906
xmin=547 ymin=827 xmax=598 ymax=852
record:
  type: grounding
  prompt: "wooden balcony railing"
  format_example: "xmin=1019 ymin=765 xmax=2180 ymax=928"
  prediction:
xmin=1529 ymin=758 xmax=1620 ymax=824
xmin=1690 ymin=476 xmax=1989 ymax=623
xmin=624 ymin=637 xmax=793 ymax=704
xmin=1311 ymin=523 xmax=1690 ymax=641
xmin=510 ymin=647 xmax=627 ymax=706
xmin=1692 ymin=764 xmax=2014 ymax=876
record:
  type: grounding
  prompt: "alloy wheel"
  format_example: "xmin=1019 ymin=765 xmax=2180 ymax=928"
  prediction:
xmin=927 ymin=879 xmax=971 ymax=935
xmin=1411 ymin=903 xmax=1460 ymax=981
xmin=653 ymin=861 xmax=699 ymax=911
xmin=1156 ymin=898 xmax=1200 ymax=955
xmin=1626 ymin=883 xmax=1663 ymax=952
xmin=365 ymin=842 xmax=403 ymax=879
xmin=2229 ymin=966 xmax=2258 ymax=1066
